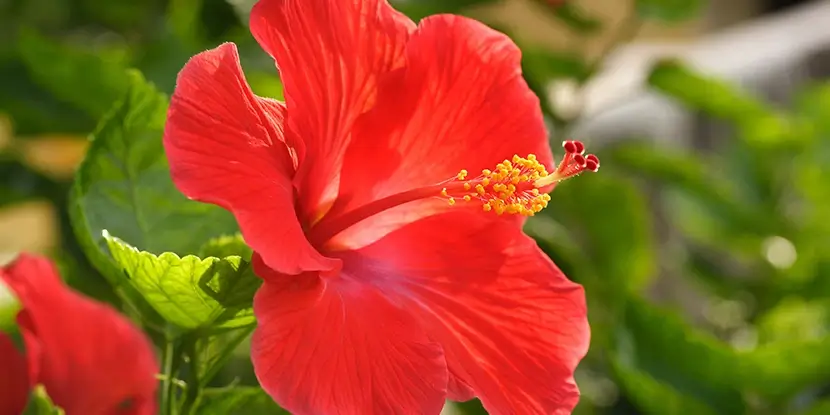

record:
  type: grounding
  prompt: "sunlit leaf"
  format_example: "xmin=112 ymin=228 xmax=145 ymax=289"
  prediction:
xmin=198 ymin=234 xmax=251 ymax=261
xmin=0 ymin=278 xmax=19 ymax=333
xmin=105 ymin=233 xmax=260 ymax=332
xmin=22 ymin=385 xmax=63 ymax=415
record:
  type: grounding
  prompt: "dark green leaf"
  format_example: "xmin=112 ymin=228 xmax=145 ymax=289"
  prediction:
xmin=70 ymin=70 xmax=237 ymax=288
xmin=604 ymin=142 xmax=773 ymax=236
xmin=800 ymin=399 xmax=830 ymax=415
xmin=611 ymin=358 xmax=720 ymax=415
xmin=550 ymin=1 xmax=602 ymax=34
xmin=547 ymin=174 xmax=655 ymax=292
xmin=391 ymin=0 xmax=499 ymax=21
xmin=618 ymin=297 xmax=745 ymax=413
xmin=196 ymin=387 xmax=289 ymax=414
xmin=636 ymin=0 xmax=704 ymax=22
xmin=17 ymin=28 xmax=131 ymax=118
xmin=105 ymin=233 xmax=260 ymax=331
xmin=740 ymin=337 xmax=830 ymax=401
xmin=522 ymin=48 xmax=591 ymax=83
xmin=648 ymin=59 xmax=807 ymax=147
xmin=0 ymin=61 xmax=95 ymax=135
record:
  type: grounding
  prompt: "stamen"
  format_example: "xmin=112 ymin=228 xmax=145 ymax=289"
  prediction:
xmin=305 ymin=140 xmax=600 ymax=246
xmin=441 ymin=140 xmax=599 ymax=216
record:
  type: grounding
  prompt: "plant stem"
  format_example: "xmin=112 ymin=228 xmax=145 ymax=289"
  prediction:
xmin=199 ymin=325 xmax=255 ymax=388
xmin=179 ymin=337 xmax=201 ymax=415
xmin=159 ymin=338 xmax=178 ymax=415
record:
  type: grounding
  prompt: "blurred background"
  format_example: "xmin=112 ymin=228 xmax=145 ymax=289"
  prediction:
xmin=2 ymin=0 xmax=830 ymax=414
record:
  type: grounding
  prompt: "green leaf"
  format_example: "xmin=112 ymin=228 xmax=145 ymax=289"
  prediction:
xmin=604 ymin=142 xmax=773 ymax=237
xmin=70 ymin=70 xmax=238 ymax=288
xmin=618 ymin=297 xmax=746 ymax=413
xmin=198 ymin=234 xmax=252 ymax=261
xmin=522 ymin=48 xmax=591 ymax=83
xmin=22 ymin=385 xmax=63 ymax=415
xmin=0 ymin=61 xmax=95 ymax=135
xmin=550 ymin=1 xmax=602 ymax=34
xmin=611 ymin=359 xmax=719 ymax=415
xmin=17 ymin=28 xmax=131 ymax=118
xmin=0 ymin=278 xmax=20 ymax=334
xmin=196 ymin=387 xmax=289 ymax=414
xmin=648 ymin=59 xmax=806 ymax=147
xmin=547 ymin=174 xmax=655 ymax=292
xmin=739 ymin=337 xmax=830 ymax=401
xmin=635 ymin=0 xmax=705 ymax=22
xmin=800 ymin=399 xmax=830 ymax=415
xmin=392 ymin=0 xmax=499 ymax=21
xmin=105 ymin=233 xmax=261 ymax=332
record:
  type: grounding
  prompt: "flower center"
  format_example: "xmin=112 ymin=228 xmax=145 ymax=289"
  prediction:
xmin=306 ymin=140 xmax=599 ymax=246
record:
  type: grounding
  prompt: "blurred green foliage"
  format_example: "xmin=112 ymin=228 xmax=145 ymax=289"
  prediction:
xmin=5 ymin=0 xmax=830 ymax=414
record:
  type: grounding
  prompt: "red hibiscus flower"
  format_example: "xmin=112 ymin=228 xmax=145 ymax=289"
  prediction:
xmin=164 ymin=0 xmax=596 ymax=413
xmin=0 ymin=254 xmax=158 ymax=415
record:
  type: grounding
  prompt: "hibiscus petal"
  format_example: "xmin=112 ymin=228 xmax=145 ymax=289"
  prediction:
xmin=249 ymin=0 xmax=415 ymax=222
xmin=345 ymin=213 xmax=590 ymax=414
xmin=164 ymin=42 xmax=338 ymax=275
xmin=250 ymin=254 xmax=448 ymax=415
xmin=332 ymin=14 xmax=552 ymax=233
xmin=0 ymin=334 xmax=29 ymax=415
xmin=1 ymin=254 xmax=159 ymax=415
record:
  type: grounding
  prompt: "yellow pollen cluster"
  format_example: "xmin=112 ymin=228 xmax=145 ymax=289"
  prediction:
xmin=445 ymin=154 xmax=553 ymax=216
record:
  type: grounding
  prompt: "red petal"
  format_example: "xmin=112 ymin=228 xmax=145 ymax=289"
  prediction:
xmin=348 ymin=213 xmax=590 ymax=414
xmin=164 ymin=42 xmax=338 ymax=275
xmin=329 ymin=14 xmax=552 ymax=245
xmin=1 ymin=254 xmax=159 ymax=415
xmin=250 ymin=0 xmax=415 ymax=223
xmin=0 ymin=334 xmax=29 ymax=415
xmin=250 ymin=254 xmax=448 ymax=415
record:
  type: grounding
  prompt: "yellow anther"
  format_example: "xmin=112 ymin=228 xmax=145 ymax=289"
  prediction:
xmin=445 ymin=154 xmax=554 ymax=217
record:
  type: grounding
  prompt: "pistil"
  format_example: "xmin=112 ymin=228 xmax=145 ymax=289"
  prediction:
xmin=306 ymin=140 xmax=599 ymax=246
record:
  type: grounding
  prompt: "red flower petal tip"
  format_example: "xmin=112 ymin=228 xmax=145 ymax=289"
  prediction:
xmin=0 ymin=254 xmax=159 ymax=415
